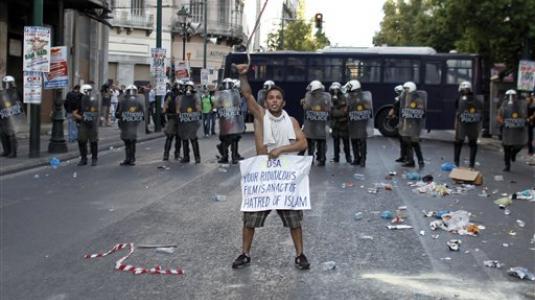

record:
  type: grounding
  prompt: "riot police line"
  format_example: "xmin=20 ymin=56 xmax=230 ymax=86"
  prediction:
xmin=1 ymin=74 xmax=532 ymax=172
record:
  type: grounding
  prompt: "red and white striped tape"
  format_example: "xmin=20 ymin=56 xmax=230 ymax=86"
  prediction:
xmin=84 ymin=243 xmax=184 ymax=276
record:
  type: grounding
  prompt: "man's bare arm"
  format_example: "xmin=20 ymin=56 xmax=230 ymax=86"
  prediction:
xmin=236 ymin=64 xmax=264 ymax=120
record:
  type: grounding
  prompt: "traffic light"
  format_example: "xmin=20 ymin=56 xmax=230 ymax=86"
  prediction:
xmin=314 ymin=13 xmax=323 ymax=29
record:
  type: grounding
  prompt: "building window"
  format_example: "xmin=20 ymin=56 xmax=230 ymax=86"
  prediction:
xmin=384 ymin=59 xmax=420 ymax=83
xmin=346 ymin=58 xmax=381 ymax=83
xmin=446 ymin=59 xmax=472 ymax=84
xmin=218 ymin=0 xmax=228 ymax=25
xmin=131 ymin=0 xmax=144 ymax=16
xmin=425 ymin=62 xmax=442 ymax=85
xmin=190 ymin=1 xmax=202 ymax=23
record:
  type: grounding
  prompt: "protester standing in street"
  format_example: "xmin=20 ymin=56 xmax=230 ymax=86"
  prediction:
xmin=497 ymin=89 xmax=528 ymax=171
xmin=73 ymin=84 xmax=99 ymax=166
xmin=453 ymin=81 xmax=483 ymax=168
xmin=232 ymin=63 xmax=310 ymax=270
xmin=116 ymin=85 xmax=145 ymax=166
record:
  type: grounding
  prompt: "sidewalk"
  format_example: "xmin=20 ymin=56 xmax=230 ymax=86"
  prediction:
xmin=0 ymin=123 xmax=164 ymax=176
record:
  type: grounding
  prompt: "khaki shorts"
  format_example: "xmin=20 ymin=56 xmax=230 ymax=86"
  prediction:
xmin=243 ymin=210 xmax=303 ymax=229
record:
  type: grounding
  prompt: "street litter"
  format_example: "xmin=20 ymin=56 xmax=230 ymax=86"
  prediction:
xmin=508 ymin=230 xmax=517 ymax=236
xmin=341 ymin=181 xmax=355 ymax=189
xmin=353 ymin=212 xmax=363 ymax=220
xmin=441 ymin=162 xmax=456 ymax=172
xmin=381 ymin=210 xmax=394 ymax=220
xmin=391 ymin=216 xmax=404 ymax=224
xmin=367 ymin=187 xmax=378 ymax=194
xmin=157 ymin=165 xmax=170 ymax=170
xmin=494 ymin=175 xmax=504 ymax=182
xmin=49 ymin=157 xmax=61 ymax=169
xmin=212 ymin=195 xmax=226 ymax=201
xmin=507 ymin=267 xmax=535 ymax=281
xmin=449 ymin=168 xmax=483 ymax=185
xmin=515 ymin=189 xmax=535 ymax=202
xmin=432 ymin=234 xmax=439 ymax=239
xmin=353 ymin=173 xmax=365 ymax=181
xmin=423 ymin=210 xmax=450 ymax=219
xmin=440 ymin=257 xmax=452 ymax=261
xmin=321 ymin=261 xmax=336 ymax=271
xmin=403 ymin=171 xmax=421 ymax=181
xmin=484 ymin=260 xmax=503 ymax=268
xmin=516 ymin=219 xmax=525 ymax=228
xmin=428 ymin=210 xmax=483 ymax=236
xmin=156 ymin=247 xmax=175 ymax=254
xmin=84 ymin=243 xmax=184 ymax=276
xmin=502 ymin=243 xmax=509 ymax=247
xmin=411 ymin=182 xmax=451 ymax=197
xmin=359 ymin=235 xmax=374 ymax=240
xmin=34 ymin=174 xmax=40 ymax=179
xmin=447 ymin=239 xmax=461 ymax=251
xmin=478 ymin=188 xmax=489 ymax=198
xmin=422 ymin=174 xmax=434 ymax=183
xmin=218 ymin=167 xmax=228 ymax=173
xmin=419 ymin=230 xmax=425 ymax=236
xmin=504 ymin=209 xmax=511 ymax=215
xmin=494 ymin=197 xmax=512 ymax=208
xmin=388 ymin=171 xmax=397 ymax=176
xmin=73 ymin=172 xmax=77 ymax=178
xmin=386 ymin=225 xmax=413 ymax=230
xmin=374 ymin=183 xmax=393 ymax=191
xmin=531 ymin=234 xmax=535 ymax=244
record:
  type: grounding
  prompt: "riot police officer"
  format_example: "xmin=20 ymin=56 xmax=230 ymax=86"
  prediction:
xmin=0 ymin=75 xmax=22 ymax=158
xmin=215 ymin=78 xmax=244 ymax=164
xmin=302 ymin=80 xmax=331 ymax=166
xmin=116 ymin=85 xmax=145 ymax=166
xmin=162 ymin=80 xmax=181 ymax=161
xmin=388 ymin=85 xmax=405 ymax=163
xmin=398 ymin=81 xmax=427 ymax=168
xmin=453 ymin=81 xmax=483 ymax=168
xmin=497 ymin=89 xmax=528 ymax=171
xmin=73 ymin=84 xmax=99 ymax=166
xmin=345 ymin=80 xmax=374 ymax=167
xmin=177 ymin=80 xmax=202 ymax=163
xmin=329 ymin=82 xmax=351 ymax=163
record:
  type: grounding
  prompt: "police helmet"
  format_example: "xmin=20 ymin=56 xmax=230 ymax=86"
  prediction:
xmin=125 ymin=84 xmax=138 ymax=95
xmin=394 ymin=85 xmax=404 ymax=95
xmin=81 ymin=84 xmax=93 ymax=95
xmin=221 ymin=78 xmax=234 ymax=90
xmin=329 ymin=82 xmax=342 ymax=92
xmin=403 ymin=81 xmax=417 ymax=93
xmin=458 ymin=81 xmax=472 ymax=92
xmin=2 ymin=75 xmax=15 ymax=89
xmin=308 ymin=80 xmax=324 ymax=92
xmin=343 ymin=80 xmax=361 ymax=92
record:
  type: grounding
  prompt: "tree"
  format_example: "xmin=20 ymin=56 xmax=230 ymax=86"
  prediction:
xmin=266 ymin=0 xmax=330 ymax=51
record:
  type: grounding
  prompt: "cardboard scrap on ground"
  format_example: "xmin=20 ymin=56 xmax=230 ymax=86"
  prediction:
xmin=449 ymin=168 xmax=483 ymax=185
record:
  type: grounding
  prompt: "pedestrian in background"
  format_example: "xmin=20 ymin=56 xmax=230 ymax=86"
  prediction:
xmin=201 ymin=87 xmax=214 ymax=137
xmin=100 ymin=81 xmax=112 ymax=126
xmin=528 ymin=92 xmax=535 ymax=155
xmin=64 ymin=85 xmax=81 ymax=143
xmin=110 ymin=85 xmax=120 ymax=123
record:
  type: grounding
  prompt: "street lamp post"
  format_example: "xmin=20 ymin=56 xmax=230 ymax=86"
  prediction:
xmin=176 ymin=7 xmax=192 ymax=63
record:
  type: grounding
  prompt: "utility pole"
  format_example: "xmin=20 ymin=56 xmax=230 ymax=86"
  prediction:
xmin=203 ymin=0 xmax=207 ymax=69
xmin=279 ymin=5 xmax=285 ymax=50
xmin=154 ymin=0 xmax=162 ymax=132
xmin=30 ymin=0 xmax=43 ymax=157
xmin=253 ymin=0 xmax=260 ymax=51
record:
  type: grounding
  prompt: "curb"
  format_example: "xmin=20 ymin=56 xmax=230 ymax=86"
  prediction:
xmin=0 ymin=133 xmax=165 ymax=177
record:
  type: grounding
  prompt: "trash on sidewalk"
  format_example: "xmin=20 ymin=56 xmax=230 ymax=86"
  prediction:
xmin=341 ymin=181 xmax=355 ymax=189
xmin=423 ymin=210 xmax=450 ymax=219
xmin=507 ymin=267 xmax=535 ymax=281
xmin=374 ymin=182 xmax=393 ymax=191
xmin=321 ymin=261 xmax=336 ymax=271
xmin=504 ymin=209 xmax=511 ymax=215
xmin=515 ymin=189 xmax=535 ymax=202
xmin=218 ymin=167 xmax=229 ymax=173
xmin=494 ymin=197 xmax=512 ymax=208
xmin=155 ymin=247 xmax=176 ymax=254
xmin=72 ymin=172 xmax=77 ymax=178
xmin=428 ymin=210 xmax=483 ymax=236
xmin=359 ymin=235 xmax=374 ymax=240
xmin=386 ymin=225 xmax=413 ymax=230
xmin=516 ymin=219 xmax=526 ymax=228
xmin=212 ymin=195 xmax=226 ymax=202
xmin=422 ymin=174 xmax=434 ymax=183
xmin=34 ymin=174 xmax=40 ymax=179
xmin=157 ymin=165 xmax=171 ymax=170
xmin=381 ymin=210 xmax=394 ymax=220
xmin=391 ymin=216 xmax=404 ymax=224
xmin=494 ymin=175 xmax=504 ymax=182
xmin=478 ymin=188 xmax=489 ymax=198
xmin=419 ymin=230 xmax=425 ymax=236
xmin=449 ymin=168 xmax=483 ymax=185
xmin=411 ymin=182 xmax=451 ymax=197
xmin=447 ymin=239 xmax=461 ymax=251
xmin=367 ymin=187 xmax=378 ymax=194
xmin=484 ymin=260 xmax=503 ymax=268
xmin=49 ymin=157 xmax=61 ymax=169
xmin=508 ymin=230 xmax=517 ymax=236
xmin=441 ymin=162 xmax=456 ymax=172
xmin=502 ymin=243 xmax=509 ymax=247
xmin=403 ymin=171 xmax=421 ymax=181
xmin=353 ymin=212 xmax=363 ymax=220
xmin=353 ymin=173 xmax=365 ymax=181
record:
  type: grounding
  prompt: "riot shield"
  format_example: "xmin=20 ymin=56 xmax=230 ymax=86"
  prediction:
xmin=117 ymin=95 xmax=145 ymax=140
xmin=163 ymin=92 xmax=178 ymax=136
xmin=398 ymin=91 xmax=427 ymax=138
xmin=0 ymin=89 xmax=25 ymax=136
xmin=257 ymin=89 xmax=266 ymax=108
xmin=303 ymin=91 xmax=331 ymax=139
xmin=347 ymin=91 xmax=374 ymax=139
xmin=177 ymin=93 xmax=202 ymax=140
xmin=78 ymin=94 xmax=99 ymax=142
xmin=501 ymin=99 xmax=528 ymax=146
xmin=215 ymin=90 xmax=242 ymax=135
xmin=455 ymin=94 xmax=483 ymax=141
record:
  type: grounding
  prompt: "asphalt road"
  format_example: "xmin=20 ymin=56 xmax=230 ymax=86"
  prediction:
xmin=1 ymin=134 xmax=534 ymax=300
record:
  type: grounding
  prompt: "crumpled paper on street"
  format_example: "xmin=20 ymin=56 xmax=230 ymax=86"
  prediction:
xmin=515 ymin=189 xmax=535 ymax=202
xmin=428 ymin=210 xmax=483 ymax=236
xmin=410 ymin=181 xmax=451 ymax=197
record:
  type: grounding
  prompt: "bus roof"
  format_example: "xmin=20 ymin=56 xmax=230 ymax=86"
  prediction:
xmin=319 ymin=46 xmax=437 ymax=55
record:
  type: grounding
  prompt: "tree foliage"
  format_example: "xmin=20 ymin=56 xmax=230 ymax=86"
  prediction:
xmin=373 ymin=0 xmax=535 ymax=74
xmin=266 ymin=0 xmax=330 ymax=51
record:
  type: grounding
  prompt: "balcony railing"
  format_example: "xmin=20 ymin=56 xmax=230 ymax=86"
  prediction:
xmin=111 ymin=9 xmax=154 ymax=30
xmin=171 ymin=18 xmax=247 ymax=43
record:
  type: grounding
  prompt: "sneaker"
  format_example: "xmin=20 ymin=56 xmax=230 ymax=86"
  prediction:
xmin=232 ymin=253 xmax=250 ymax=269
xmin=295 ymin=254 xmax=310 ymax=270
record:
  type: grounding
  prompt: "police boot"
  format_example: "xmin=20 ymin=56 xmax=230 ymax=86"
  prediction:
xmin=90 ymin=142 xmax=98 ymax=166
xmin=343 ymin=138 xmax=351 ymax=163
xmin=511 ymin=146 xmax=521 ymax=162
xmin=78 ymin=141 xmax=88 ymax=166
xmin=231 ymin=140 xmax=241 ymax=164
xmin=402 ymin=142 xmax=415 ymax=168
xmin=414 ymin=142 xmax=424 ymax=168
xmin=217 ymin=141 xmax=229 ymax=163
xmin=120 ymin=140 xmax=131 ymax=166
xmin=332 ymin=137 xmax=340 ymax=163
xmin=163 ymin=136 xmax=173 ymax=161
xmin=351 ymin=139 xmax=359 ymax=166
xmin=7 ymin=135 xmax=17 ymax=158
xmin=454 ymin=141 xmax=463 ymax=167
xmin=469 ymin=141 xmax=478 ymax=168
xmin=192 ymin=139 xmax=201 ymax=164
xmin=181 ymin=140 xmax=190 ymax=163
xmin=395 ymin=136 xmax=406 ymax=162
xmin=1 ymin=134 xmax=10 ymax=156
xmin=129 ymin=140 xmax=137 ymax=165
xmin=359 ymin=139 xmax=367 ymax=167
xmin=307 ymin=139 xmax=315 ymax=157
xmin=317 ymin=140 xmax=326 ymax=166
xmin=503 ymin=146 xmax=511 ymax=172
xmin=174 ymin=136 xmax=181 ymax=160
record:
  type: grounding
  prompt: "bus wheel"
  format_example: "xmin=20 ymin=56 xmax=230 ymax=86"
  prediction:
xmin=376 ymin=108 xmax=398 ymax=138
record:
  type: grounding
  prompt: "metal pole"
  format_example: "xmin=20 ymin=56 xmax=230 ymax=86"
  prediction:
xmin=29 ymin=0 xmax=43 ymax=157
xmin=202 ymin=0 xmax=207 ymax=69
xmin=280 ymin=17 xmax=284 ymax=50
xmin=182 ymin=23 xmax=186 ymax=61
xmin=48 ymin=0 xmax=68 ymax=153
xmin=154 ymin=0 xmax=162 ymax=132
